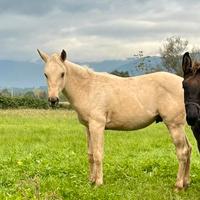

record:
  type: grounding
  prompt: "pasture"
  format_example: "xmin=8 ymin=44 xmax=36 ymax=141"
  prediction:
xmin=0 ymin=110 xmax=200 ymax=199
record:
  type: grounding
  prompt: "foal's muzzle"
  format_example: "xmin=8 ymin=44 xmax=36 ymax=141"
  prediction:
xmin=48 ymin=97 xmax=59 ymax=107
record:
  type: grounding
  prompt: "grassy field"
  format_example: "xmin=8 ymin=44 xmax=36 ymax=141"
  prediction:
xmin=0 ymin=109 xmax=200 ymax=200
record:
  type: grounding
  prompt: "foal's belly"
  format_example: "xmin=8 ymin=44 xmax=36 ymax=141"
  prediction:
xmin=105 ymin=112 xmax=156 ymax=131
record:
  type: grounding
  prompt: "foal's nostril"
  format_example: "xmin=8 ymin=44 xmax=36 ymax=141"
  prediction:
xmin=48 ymin=97 xmax=59 ymax=106
xmin=48 ymin=97 xmax=59 ymax=102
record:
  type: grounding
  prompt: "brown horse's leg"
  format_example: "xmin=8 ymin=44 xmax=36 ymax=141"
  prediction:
xmin=89 ymin=120 xmax=105 ymax=186
xmin=167 ymin=125 xmax=191 ymax=191
xmin=191 ymin=123 xmax=200 ymax=152
xmin=86 ymin=127 xmax=96 ymax=183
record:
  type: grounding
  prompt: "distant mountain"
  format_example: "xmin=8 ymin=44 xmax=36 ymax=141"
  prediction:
xmin=83 ymin=59 xmax=131 ymax=72
xmin=0 ymin=56 xmax=164 ymax=88
xmin=115 ymin=56 xmax=165 ymax=76
xmin=84 ymin=56 xmax=165 ymax=76
xmin=0 ymin=60 xmax=45 ymax=88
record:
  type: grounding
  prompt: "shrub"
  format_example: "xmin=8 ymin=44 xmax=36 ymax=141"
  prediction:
xmin=0 ymin=96 xmax=49 ymax=109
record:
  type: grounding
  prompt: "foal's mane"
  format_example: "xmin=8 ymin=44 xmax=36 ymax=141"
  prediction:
xmin=51 ymin=53 xmax=94 ymax=75
xmin=65 ymin=60 xmax=95 ymax=76
xmin=51 ymin=53 xmax=116 ymax=79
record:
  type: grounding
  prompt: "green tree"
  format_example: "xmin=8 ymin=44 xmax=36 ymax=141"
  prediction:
xmin=160 ymin=36 xmax=188 ymax=76
xmin=190 ymin=47 xmax=200 ymax=61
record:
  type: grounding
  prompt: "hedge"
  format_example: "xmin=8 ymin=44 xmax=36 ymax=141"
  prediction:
xmin=0 ymin=96 xmax=49 ymax=109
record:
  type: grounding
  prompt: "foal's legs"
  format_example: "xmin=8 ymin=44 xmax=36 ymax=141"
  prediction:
xmin=86 ymin=127 xmax=95 ymax=183
xmin=167 ymin=125 xmax=191 ymax=190
xmin=88 ymin=120 xmax=105 ymax=186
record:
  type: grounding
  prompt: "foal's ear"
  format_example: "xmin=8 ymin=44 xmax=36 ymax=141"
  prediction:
xmin=60 ymin=49 xmax=67 ymax=62
xmin=182 ymin=52 xmax=192 ymax=78
xmin=37 ymin=49 xmax=49 ymax=63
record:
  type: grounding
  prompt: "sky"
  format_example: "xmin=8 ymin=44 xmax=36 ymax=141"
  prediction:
xmin=0 ymin=0 xmax=200 ymax=62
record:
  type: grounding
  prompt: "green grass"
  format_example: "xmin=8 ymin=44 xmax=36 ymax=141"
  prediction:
xmin=0 ymin=109 xmax=200 ymax=200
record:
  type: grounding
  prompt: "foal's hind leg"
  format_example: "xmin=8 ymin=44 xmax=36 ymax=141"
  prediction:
xmin=167 ymin=125 xmax=191 ymax=190
xmin=183 ymin=135 xmax=192 ymax=188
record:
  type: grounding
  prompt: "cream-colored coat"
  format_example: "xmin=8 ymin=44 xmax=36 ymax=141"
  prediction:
xmin=67 ymin=70 xmax=185 ymax=130
xmin=38 ymin=50 xmax=191 ymax=191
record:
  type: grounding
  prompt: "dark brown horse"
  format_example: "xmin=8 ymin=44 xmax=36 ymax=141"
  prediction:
xmin=182 ymin=52 xmax=200 ymax=151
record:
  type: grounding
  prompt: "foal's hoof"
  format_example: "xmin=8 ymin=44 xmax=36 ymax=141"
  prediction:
xmin=174 ymin=180 xmax=190 ymax=192
xmin=174 ymin=184 xmax=188 ymax=192
xmin=174 ymin=184 xmax=183 ymax=192
xmin=174 ymin=180 xmax=185 ymax=192
xmin=183 ymin=180 xmax=190 ymax=189
xmin=95 ymin=179 xmax=103 ymax=187
xmin=174 ymin=186 xmax=184 ymax=192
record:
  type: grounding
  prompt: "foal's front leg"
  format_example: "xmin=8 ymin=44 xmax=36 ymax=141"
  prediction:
xmin=89 ymin=119 xmax=105 ymax=186
xmin=86 ymin=127 xmax=95 ymax=183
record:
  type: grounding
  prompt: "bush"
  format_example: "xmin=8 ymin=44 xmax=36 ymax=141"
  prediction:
xmin=0 ymin=96 xmax=49 ymax=109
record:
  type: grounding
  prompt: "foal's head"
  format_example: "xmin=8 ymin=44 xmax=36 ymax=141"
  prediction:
xmin=182 ymin=52 xmax=200 ymax=126
xmin=37 ymin=49 xmax=67 ymax=107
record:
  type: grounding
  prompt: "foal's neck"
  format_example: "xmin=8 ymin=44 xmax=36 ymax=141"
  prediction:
xmin=66 ymin=61 xmax=92 ymax=80
xmin=62 ymin=60 xmax=93 ymax=107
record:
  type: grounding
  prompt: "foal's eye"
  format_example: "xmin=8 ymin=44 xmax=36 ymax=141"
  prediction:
xmin=44 ymin=73 xmax=48 ymax=79
xmin=61 ymin=72 xmax=65 ymax=78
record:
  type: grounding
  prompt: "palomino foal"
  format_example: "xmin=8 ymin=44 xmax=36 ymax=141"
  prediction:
xmin=38 ymin=49 xmax=191 ymax=190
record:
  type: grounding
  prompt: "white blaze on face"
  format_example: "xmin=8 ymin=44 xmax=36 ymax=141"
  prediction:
xmin=44 ymin=60 xmax=65 ymax=100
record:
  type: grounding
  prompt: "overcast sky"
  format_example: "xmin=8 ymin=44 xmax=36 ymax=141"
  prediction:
xmin=0 ymin=0 xmax=200 ymax=62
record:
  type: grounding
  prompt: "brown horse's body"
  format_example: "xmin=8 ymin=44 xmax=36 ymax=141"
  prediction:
xmin=38 ymin=49 xmax=191 ymax=190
